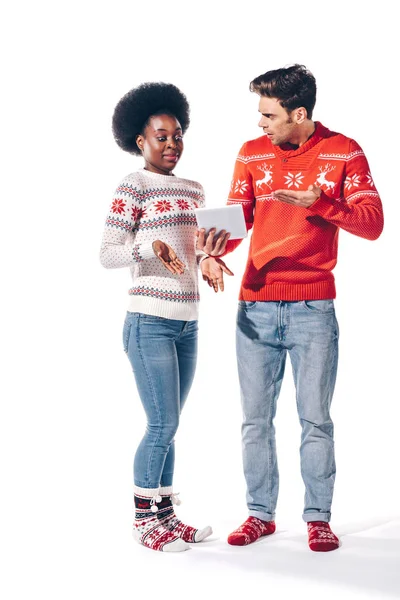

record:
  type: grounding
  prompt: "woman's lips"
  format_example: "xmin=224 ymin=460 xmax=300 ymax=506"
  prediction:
xmin=163 ymin=154 xmax=179 ymax=162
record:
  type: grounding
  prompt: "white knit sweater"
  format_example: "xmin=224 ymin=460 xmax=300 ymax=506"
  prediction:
xmin=100 ymin=168 xmax=206 ymax=321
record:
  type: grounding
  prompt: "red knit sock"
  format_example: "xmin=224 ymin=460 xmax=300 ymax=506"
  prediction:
xmin=307 ymin=521 xmax=339 ymax=552
xmin=227 ymin=517 xmax=276 ymax=546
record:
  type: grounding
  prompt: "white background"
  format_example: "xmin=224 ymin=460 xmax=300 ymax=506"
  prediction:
xmin=2 ymin=1 xmax=399 ymax=598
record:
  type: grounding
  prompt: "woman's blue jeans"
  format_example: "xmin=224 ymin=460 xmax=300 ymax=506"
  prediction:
xmin=236 ymin=299 xmax=339 ymax=523
xmin=123 ymin=312 xmax=198 ymax=489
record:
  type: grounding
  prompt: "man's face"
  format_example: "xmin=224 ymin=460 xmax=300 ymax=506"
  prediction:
xmin=258 ymin=97 xmax=297 ymax=146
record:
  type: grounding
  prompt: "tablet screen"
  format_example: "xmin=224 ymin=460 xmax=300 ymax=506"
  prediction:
xmin=194 ymin=205 xmax=247 ymax=240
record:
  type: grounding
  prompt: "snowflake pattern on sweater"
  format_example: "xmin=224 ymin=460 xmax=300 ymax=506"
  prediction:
xmin=100 ymin=169 xmax=206 ymax=321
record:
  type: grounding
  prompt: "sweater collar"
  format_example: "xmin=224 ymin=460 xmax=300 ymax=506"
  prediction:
xmin=138 ymin=168 xmax=179 ymax=182
xmin=273 ymin=122 xmax=330 ymax=158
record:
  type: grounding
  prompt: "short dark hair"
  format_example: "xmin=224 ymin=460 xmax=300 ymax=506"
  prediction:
xmin=250 ymin=64 xmax=317 ymax=119
xmin=112 ymin=82 xmax=190 ymax=155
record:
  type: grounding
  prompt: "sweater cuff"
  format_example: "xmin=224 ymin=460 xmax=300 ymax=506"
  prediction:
xmin=198 ymin=254 xmax=222 ymax=266
xmin=197 ymin=252 xmax=210 ymax=266
xmin=132 ymin=241 xmax=155 ymax=262
xmin=306 ymin=191 xmax=337 ymax=216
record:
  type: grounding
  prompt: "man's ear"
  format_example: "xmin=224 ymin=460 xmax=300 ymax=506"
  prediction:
xmin=294 ymin=107 xmax=308 ymax=124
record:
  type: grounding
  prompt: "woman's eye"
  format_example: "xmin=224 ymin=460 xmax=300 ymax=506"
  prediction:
xmin=156 ymin=136 xmax=182 ymax=142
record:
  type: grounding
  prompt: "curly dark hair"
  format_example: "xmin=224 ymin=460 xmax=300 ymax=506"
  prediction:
xmin=112 ymin=82 xmax=190 ymax=155
xmin=250 ymin=64 xmax=317 ymax=119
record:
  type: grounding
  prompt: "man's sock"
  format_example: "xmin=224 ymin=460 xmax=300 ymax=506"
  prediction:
xmin=307 ymin=521 xmax=339 ymax=552
xmin=227 ymin=516 xmax=276 ymax=546
xmin=133 ymin=487 xmax=188 ymax=552
xmin=157 ymin=486 xmax=212 ymax=543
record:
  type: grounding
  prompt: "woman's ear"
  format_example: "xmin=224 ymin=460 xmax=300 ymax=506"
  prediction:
xmin=136 ymin=134 xmax=144 ymax=152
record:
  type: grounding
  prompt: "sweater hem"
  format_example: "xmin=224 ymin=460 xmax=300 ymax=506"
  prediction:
xmin=239 ymin=281 xmax=336 ymax=301
xmin=128 ymin=296 xmax=199 ymax=321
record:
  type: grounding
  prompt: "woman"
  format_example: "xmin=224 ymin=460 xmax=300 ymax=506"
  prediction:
xmin=100 ymin=82 xmax=230 ymax=552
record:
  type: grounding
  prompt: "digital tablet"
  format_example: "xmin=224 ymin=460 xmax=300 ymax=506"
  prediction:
xmin=194 ymin=205 xmax=247 ymax=240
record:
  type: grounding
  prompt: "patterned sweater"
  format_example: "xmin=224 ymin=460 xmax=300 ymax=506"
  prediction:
xmin=224 ymin=122 xmax=384 ymax=301
xmin=100 ymin=168 xmax=206 ymax=320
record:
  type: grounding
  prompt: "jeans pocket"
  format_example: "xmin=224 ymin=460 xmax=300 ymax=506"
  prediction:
xmin=302 ymin=299 xmax=335 ymax=313
xmin=139 ymin=313 xmax=167 ymax=322
xmin=122 ymin=315 xmax=133 ymax=353
xmin=238 ymin=301 xmax=257 ymax=311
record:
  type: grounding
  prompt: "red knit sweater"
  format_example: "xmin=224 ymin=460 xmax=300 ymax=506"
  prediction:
xmin=224 ymin=122 xmax=383 ymax=301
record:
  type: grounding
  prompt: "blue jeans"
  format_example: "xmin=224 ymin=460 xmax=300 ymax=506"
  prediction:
xmin=123 ymin=312 xmax=198 ymax=489
xmin=236 ymin=300 xmax=339 ymax=523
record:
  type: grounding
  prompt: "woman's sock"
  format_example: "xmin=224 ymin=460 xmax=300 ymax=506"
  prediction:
xmin=156 ymin=486 xmax=212 ymax=543
xmin=133 ymin=487 xmax=188 ymax=552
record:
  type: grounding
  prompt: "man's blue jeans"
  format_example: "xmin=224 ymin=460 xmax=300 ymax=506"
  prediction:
xmin=236 ymin=300 xmax=339 ymax=523
xmin=123 ymin=312 xmax=198 ymax=489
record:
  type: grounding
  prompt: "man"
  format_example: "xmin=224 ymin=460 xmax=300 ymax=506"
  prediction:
xmin=199 ymin=64 xmax=383 ymax=551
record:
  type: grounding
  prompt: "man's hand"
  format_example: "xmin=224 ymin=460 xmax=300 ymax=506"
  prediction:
xmin=200 ymin=256 xmax=234 ymax=292
xmin=152 ymin=240 xmax=185 ymax=275
xmin=196 ymin=228 xmax=231 ymax=256
xmin=272 ymin=185 xmax=321 ymax=208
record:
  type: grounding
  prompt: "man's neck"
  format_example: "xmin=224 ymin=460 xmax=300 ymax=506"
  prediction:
xmin=287 ymin=121 xmax=316 ymax=148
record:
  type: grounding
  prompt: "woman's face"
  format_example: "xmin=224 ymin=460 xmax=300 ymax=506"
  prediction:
xmin=136 ymin=114 xmax=184 ymax=175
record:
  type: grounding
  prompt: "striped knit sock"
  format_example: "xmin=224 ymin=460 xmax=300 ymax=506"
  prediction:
xmin=156 ymin=487 xmax=212 ymax=543
xmin=133 ymin=487 xmax=188 ymax=552
xmin=227 ymin=517 xmax=276 ymax=546
xmin=307 ymin=521 xmax=339 ymax=552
